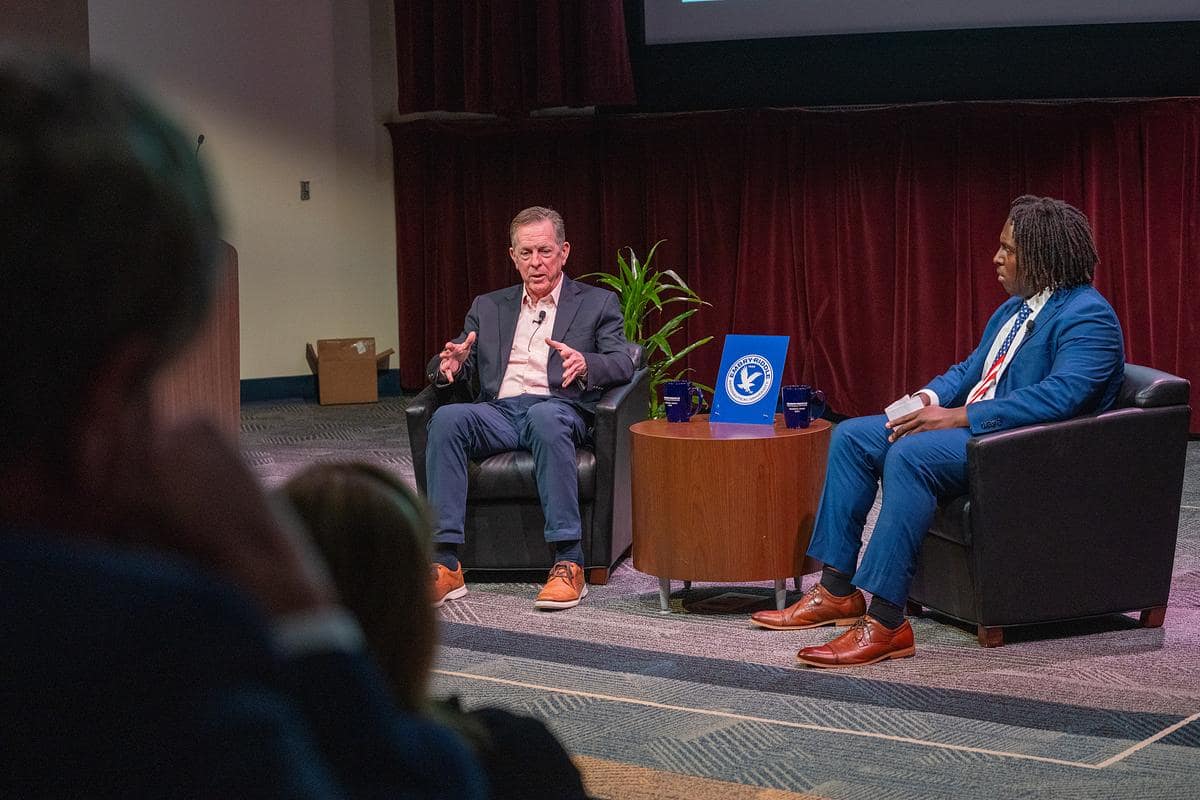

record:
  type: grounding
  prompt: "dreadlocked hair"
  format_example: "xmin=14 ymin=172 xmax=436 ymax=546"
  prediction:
xmin=1008 ymin=195 xmax=1098 ymax=293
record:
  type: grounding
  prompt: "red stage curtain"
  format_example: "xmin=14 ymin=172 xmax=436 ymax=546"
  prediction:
xmin=389 ymin=100 xmax=1200 ymax=432
xmin=393 ymin=0 xmax=635 ymax=114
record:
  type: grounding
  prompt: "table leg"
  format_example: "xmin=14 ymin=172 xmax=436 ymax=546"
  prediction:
xmin=774 ymin=579 xmax=787 ymax=610
xmin=658 ymin=577 xmax=672 ymax=613
xmin=683 ymin=580 xmax=692 ymax=591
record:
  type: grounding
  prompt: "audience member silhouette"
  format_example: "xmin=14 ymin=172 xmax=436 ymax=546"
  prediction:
xmin=282 ymin=463 xmax=438 ymax=710
xmin=282 ymin=463 xmax=589 ymax=799
xmin=0 ymin=55 xmax=483 ymax=798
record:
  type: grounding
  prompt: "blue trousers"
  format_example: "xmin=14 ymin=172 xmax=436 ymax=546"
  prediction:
xmin=806 ymin=414 xmax=971 ymax=606
xmin=425 ymin=395 xmax=588 ymax=546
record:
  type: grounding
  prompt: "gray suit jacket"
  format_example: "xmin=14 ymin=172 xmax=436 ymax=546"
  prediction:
xmin=426 ymin=275 xmax=634 ymax=415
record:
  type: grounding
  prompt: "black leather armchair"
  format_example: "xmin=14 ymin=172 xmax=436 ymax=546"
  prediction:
xmin=907 ymin=364 xmax=1191 ymax=646
xmin=405 ymin=344 xmax=648 ymax=584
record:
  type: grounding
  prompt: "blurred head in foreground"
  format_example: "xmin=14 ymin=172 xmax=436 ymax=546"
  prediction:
xmin=0 ymin=53 xmax=219 ymax=526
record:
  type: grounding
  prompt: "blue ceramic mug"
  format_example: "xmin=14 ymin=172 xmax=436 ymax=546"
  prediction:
xmin=782 ymin=384 xmax=827 ymax=428
xmin=663 ymin=380 xmax=704 ymax=422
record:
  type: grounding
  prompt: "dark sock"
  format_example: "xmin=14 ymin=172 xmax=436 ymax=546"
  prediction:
xmin=433 ymin=544 xmax=460 ymax=571
xmin=867 ymin=596 xmax=905 ymax=629
xmin=819 ymin=566 xmax=855 ymax=598
xmin=553 ymin=539 xmax=584 ymax=567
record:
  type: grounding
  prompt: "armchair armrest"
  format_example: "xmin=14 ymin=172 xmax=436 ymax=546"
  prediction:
xmin=406 ymin=370 xmax=479 ymax=493
xmin=592 ymin=367 xmax=652 ymax=450
xmin=964 ymin=404 xmax=1189 ymax=622
xmin=588 ymin=367 xmax=651 ymax=567
xmin=405 ymin=384 xmax=444 ymax=494
xmin=1118 ymin=363 xmax=1190 ymax=408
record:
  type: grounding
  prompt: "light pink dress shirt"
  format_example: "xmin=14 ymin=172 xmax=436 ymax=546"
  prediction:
xmin=497 ymin=276 xmax=564 ymax=399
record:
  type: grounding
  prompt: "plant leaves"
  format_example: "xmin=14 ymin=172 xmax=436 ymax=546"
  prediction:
xmin=579 ymin=240 xmax=712 ymax=417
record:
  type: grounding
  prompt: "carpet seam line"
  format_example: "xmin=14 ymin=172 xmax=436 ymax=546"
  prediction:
xmin=432 ymin=668 xmax=1171 ymax=770
xmin=1091 ymin=709 xmax=1200 ymax=768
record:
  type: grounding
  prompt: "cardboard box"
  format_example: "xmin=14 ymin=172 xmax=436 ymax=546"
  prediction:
xmin=305 ymin=337 xmax=395 ymax=405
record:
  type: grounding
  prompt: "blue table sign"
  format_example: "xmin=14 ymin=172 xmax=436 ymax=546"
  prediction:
xmin=709 ymin=334 xmax=790 ymax=424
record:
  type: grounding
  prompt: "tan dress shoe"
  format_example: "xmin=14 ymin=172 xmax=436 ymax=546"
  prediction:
xmin=432 ymin=563 xmax=467 ymax=607
xmin=795 ymin=616 xmax=915 ymax=668
xmin=749 ymin=583 xmax=866 ymax=630
xmin=534 ymin=561 xmax=588 ymax=610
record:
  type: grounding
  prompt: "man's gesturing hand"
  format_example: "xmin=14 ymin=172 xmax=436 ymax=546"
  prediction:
xmin=438 ymin=331 xmax=476 ymax=383
xmin=546 ymin=338 xmax=588 ymax=388
xmin=885 ymin=405 xmax=969 ymax=442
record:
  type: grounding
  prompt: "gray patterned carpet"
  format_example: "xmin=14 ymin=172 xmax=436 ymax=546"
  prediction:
xmin=242 ymin=397 xmax=1200 ymax=799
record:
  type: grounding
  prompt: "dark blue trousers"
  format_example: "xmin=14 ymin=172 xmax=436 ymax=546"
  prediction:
xmin=806 ymin=414 xmax=971 ymax=606
xmin=426 ymin=395 xmax=588 ymax=546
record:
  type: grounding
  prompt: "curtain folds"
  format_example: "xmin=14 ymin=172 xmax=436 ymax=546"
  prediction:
xmin=389 ymin=100 xmax=1200 ymax=432
xmin=394 ymin=0 xmax=635 ymax=115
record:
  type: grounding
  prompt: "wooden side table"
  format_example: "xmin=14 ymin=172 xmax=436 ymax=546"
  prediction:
xmin=630 ymin=414 xmax=830 ymax=612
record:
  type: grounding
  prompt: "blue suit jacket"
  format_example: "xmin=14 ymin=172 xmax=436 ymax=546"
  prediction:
xmin=923 ymin=285 xmax=1125 ymax=434
xmin=427 ymin=275 xmax=634 ymax=414
xmin=0 ymin=529 xmax=486 ymax=799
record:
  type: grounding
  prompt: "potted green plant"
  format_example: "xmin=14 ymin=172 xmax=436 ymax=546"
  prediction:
xmin=582 ymin=241 xmax=712 ymax=418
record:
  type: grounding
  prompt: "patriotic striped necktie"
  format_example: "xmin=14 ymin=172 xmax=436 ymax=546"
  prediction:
xmin=967 ymin=302 xmax=1033 ymax=404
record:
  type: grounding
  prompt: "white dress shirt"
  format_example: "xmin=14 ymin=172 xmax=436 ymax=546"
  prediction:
xmin=919 ymin=288 xmax=1052 ymax=406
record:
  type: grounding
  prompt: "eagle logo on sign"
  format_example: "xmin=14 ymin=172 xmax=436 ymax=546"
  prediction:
xmin=725 ymin=354 xmax=773 ymax=405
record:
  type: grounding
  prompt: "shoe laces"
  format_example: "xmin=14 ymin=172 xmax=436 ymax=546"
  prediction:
xmin=848 ymin=617 xmax=874 ymax=644
xmin=547 ymin=562 xmax=577 ymax=584
xmin=804 ymin=585 xmax=824 ymax=606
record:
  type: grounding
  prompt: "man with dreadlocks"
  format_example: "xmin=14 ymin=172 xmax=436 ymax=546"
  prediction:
xmin=750 ymin=195 xmax=1125 ymax=668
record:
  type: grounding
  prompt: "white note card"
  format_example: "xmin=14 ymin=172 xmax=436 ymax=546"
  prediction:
xmin=884 ymin=393 xmax=925 ymax=421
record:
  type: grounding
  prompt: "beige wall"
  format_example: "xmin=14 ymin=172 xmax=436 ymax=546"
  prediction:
xmin=0 ymin=0 xmax=88 ymax=57
xmin=88 ymin=0 xmax=400 ymax=379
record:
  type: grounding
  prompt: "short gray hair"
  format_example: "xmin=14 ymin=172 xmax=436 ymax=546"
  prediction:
xmin=509 ymin=206 xmax=565 ymax=245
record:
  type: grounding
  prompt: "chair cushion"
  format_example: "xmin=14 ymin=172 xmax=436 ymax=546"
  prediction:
xmin=467 ymin=448 xmax=596 ymax=501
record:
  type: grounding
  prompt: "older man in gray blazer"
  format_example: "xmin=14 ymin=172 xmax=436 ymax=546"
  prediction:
xmin=426 ymin=206 xmax=634 ymax=611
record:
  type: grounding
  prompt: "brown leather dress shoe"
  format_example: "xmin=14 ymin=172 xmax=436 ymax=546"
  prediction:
xmin=534 ymin=561 xmax=588 ymax=610
xmin=749 ymin=583 xmax=866 ymax=630
xmin=795 ymin=615 xmax=915 ymax=668
xmin=432 ymin=563 xmax=467 ymax=607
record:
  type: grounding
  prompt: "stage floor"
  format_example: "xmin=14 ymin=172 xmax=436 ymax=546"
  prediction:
xmin=242 ymin=396 xmax=1200 ymax=799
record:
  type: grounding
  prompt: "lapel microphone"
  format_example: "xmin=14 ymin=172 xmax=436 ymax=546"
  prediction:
xmin=1026 ymin=319 xmax=1035 ymax=334
xmin=534 ymin=310 xmax=546 ymax=326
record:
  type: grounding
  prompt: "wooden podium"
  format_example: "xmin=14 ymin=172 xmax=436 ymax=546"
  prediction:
xmin=630 ymin=414 xmax=830 ymax=612
xmin=153 ymin=242 xmax=240 ymax=435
